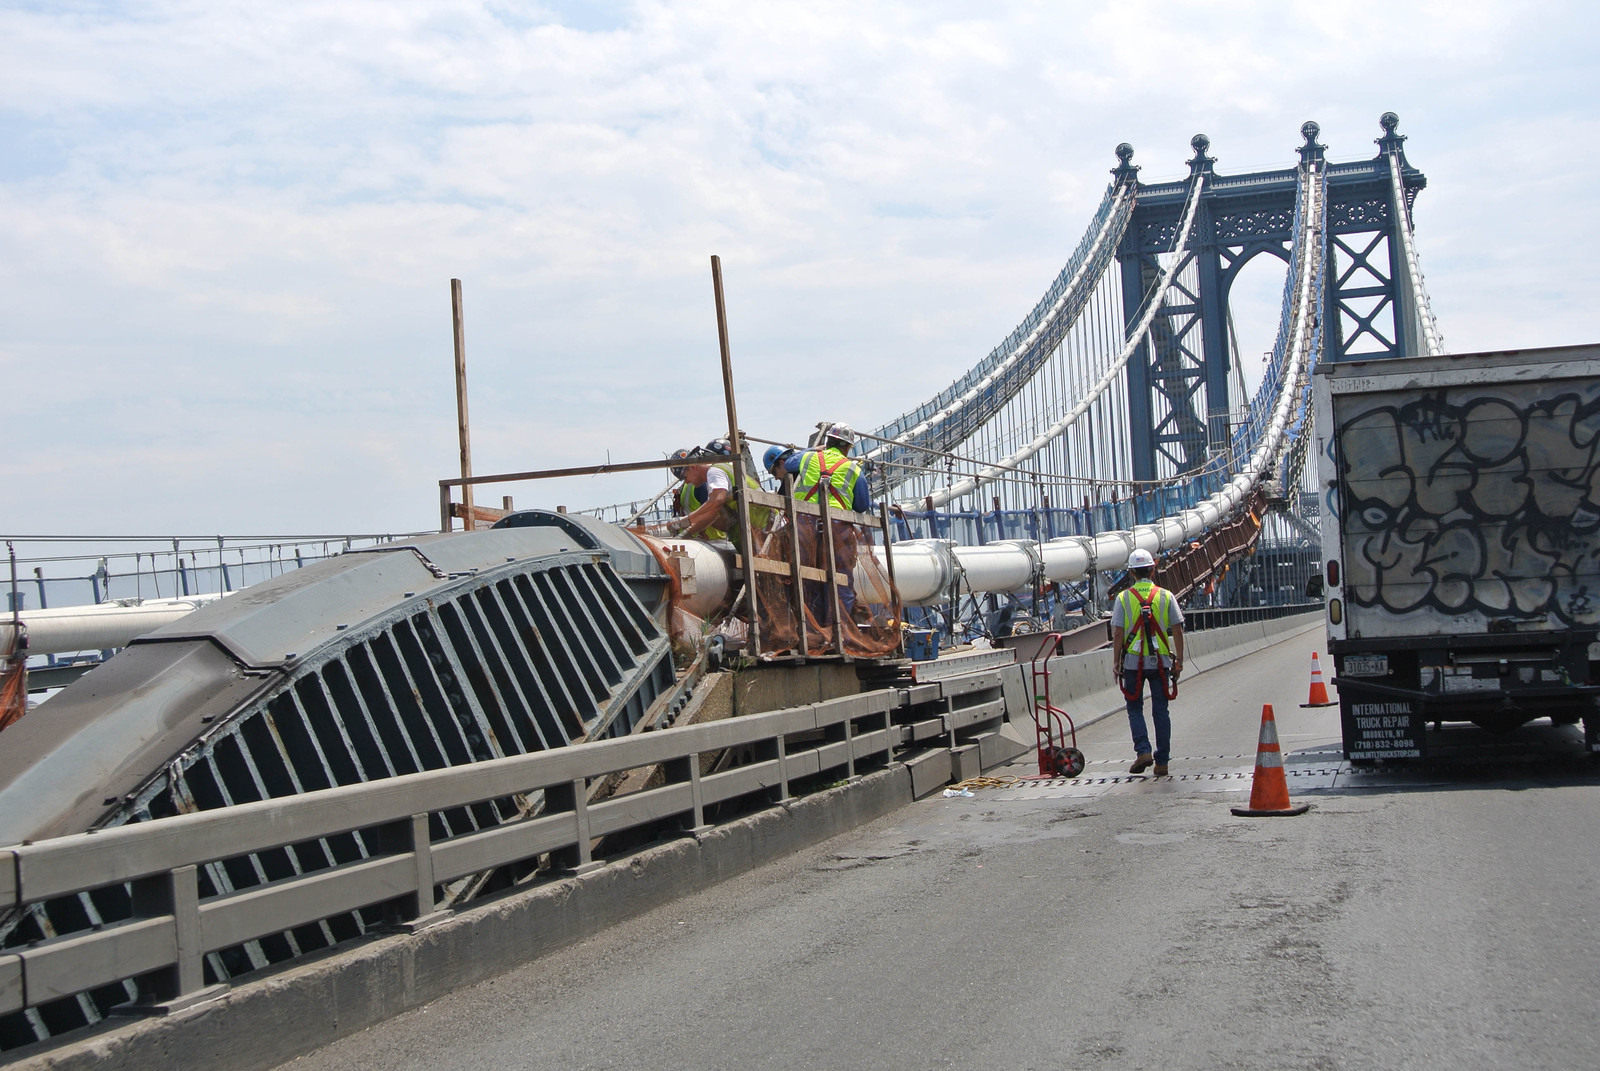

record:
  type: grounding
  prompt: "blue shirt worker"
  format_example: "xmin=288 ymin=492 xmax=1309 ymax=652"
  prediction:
xmin=1110 ymin=548 xmax=1185 ymax=776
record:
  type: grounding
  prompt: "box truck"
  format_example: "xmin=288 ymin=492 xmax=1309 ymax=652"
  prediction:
xmin=1313 ymin=345 xmax=1600 ymax=760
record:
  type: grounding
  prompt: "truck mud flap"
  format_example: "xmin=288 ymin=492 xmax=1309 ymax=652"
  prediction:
xmin=1334 ymin=679 xmax=1427 ymax=761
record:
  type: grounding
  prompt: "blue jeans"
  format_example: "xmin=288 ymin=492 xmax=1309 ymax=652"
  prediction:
xmin=1123 ymin=669 xmax=1170 ymax=764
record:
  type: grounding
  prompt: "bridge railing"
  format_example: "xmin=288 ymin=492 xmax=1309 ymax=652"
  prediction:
xmin=0 ymin=688 xmax=901 ymax=1023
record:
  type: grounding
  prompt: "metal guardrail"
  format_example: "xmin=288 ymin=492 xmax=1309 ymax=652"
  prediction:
xmin=0 ymin=686 xmax=921 ymax=1023
xmin=1183 ymin=602 xmax=1322 ymax=630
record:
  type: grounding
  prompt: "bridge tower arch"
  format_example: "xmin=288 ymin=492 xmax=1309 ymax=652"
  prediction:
xmin=1117 ymin=116 xmax=1428 ymax=482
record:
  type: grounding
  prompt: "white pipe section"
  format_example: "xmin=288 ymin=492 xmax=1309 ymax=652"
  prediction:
xmin=1 ymin=595 xmax=226 ymax=656
xmin=879 ymin=164 xmax=1324 ymax=605
xmin=1388 ymin=150 xmax=1443 ymax=357
xmin=910 ymin=173 xmax=1207 ymax=510
xmin=635 ymin=535 xmax=734 ymax=620
xmin=864 ymin=185 xmax=1132 ymax=468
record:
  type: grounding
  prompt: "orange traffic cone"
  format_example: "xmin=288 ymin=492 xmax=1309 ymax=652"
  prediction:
xmin=1299 ymin=651 xmax=1336 ymax=708
xmin=1231 ymin=704 xmax=1311 ymax=817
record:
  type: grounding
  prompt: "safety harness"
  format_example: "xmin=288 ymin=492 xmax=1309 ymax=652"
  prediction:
xmin=1117 ymin=582 xmax=1179 ymax=702
xmin=800 ymin=450 xmax=857 ymax=510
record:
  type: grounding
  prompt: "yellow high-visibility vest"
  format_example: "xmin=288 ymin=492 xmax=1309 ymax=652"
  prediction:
xmin=795 ymin=448 xmax=860 ymax=511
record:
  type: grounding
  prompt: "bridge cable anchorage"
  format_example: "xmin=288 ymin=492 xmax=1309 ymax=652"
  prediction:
xmin=906 ymin=173 xmax=1207 ymax=512
xmin=863 ymin=182 xmax=1135 ymax=477
xmin=876 ymin=160 xmax=1324 ymax=603
xmin=1387 ymin=149 xmax=1444 ymax=356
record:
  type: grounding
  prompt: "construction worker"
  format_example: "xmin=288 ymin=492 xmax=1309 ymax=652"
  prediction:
xmin=790 ymin=423 xmax=872 ymax=514
xmin=668 ymin=447 xmax=768 ymax=544
xmin=763 ymin=444 xmax=795 ymax=484
xmin=1110 ymin=547 xmax=1185 ymax=776
xmin=777 ymin=423 xmax=873 ymax=624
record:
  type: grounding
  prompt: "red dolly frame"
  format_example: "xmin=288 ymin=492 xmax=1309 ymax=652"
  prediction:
xmin=1028 ymin=633 xmax=1086 ymax=778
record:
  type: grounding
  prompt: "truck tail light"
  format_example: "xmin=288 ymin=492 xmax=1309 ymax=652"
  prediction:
xmin=1329 ymin=598 xmax=1343 ymax=625
xmin=1327 ymin=559 xmax=1340 ymax=587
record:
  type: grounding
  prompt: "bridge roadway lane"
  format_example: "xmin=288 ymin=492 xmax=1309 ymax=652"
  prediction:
xmin=280 ymin=626 xmax=1600 ymax=1071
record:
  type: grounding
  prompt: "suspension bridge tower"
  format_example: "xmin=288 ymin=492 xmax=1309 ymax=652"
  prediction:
xmin=1116 ymin=114 xmax=1429 ymax=482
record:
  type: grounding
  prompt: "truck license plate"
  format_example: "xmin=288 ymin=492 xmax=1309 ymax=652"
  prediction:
xmin=1344 ymin=654 xmax=1388 ymax=677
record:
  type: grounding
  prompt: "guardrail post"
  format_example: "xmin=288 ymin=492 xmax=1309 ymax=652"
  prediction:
xmin=544 ymin=779 xmax=601 ymax=875
xmin=665 ymin=755 xmax=711 ymax=835
xmin=380 ymin=815 xmax=450 ymax=932
xmin=116 ymin=865 xmax=225 ymax=1015
xmin=0 ymin=852 xmax=16 ymax=1016
xmin=776 ymin=734 xmax=790 ymax=801
xmin=0 ymin=953 xmax=19 ymax=1017
xmin=843 ymin=714 xmax=857 ymax=779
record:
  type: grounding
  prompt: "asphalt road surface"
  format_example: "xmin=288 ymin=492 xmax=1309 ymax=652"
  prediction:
xmin=281 ymin=625 xmax=1600 ymax=1071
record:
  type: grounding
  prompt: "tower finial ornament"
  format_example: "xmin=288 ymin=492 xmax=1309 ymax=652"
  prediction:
xmin=1376 ymin=111 xmax=1406 ymax=155
xmin=1111 ymin=142 xmax=1140 ymax=185
xmin=1297 ymin=121 xmax=1325 ymax=166
xmin=1188 ymin=134 xmax=1215 ymax=177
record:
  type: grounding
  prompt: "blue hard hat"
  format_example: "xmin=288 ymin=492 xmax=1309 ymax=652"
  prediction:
xmin=763 ymin=445 xmax=787 ymax=471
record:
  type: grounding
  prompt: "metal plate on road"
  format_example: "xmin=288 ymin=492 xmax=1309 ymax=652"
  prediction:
xmin=973 ymin=743 xmax=1600 ymax=801
xmin=979 ymin=759 xmax=1343 ymax=800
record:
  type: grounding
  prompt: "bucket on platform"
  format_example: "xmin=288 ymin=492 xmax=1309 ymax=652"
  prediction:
xmin=905 ymin=629 xmax=940 ymax=662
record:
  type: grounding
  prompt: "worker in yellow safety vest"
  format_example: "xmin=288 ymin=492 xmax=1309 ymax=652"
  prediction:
xmin=791 ymin=424 xmax=871 ymax=514
xmin=668 ymin=447 xmax=770 ymax=544
xmin=773 ymin=423 xmax=874 ymax=624
xmin=1110 ymin=548 xmax=1185 ymax=777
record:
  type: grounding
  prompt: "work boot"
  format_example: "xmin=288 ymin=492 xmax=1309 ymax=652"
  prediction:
xmin=1153 ymin=763 xmax=1169 ymax=777
xmin=1129 ymin=753 xmax=1153 ymax=774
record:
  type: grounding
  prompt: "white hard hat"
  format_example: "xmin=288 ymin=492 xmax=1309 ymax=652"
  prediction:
xmin=1127 ymin=548 xmax=1156 ymax=569
xmin=823 ymin=422 xmax=856 ymax=448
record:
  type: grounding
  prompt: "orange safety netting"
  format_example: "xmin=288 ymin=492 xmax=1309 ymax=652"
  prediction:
xmin=0 ymin=632 xmax=27 ymax=732
xmin=746 ymin=514 xmax=901 ymax=659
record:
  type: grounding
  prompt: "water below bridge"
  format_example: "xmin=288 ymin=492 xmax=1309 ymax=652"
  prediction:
xmin=277 ymin=626 xmax=1600 ymax=1071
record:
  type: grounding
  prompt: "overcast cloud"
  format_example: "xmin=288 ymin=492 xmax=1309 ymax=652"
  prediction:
xmin=1 ymin=0 xmax=1594 ymax=536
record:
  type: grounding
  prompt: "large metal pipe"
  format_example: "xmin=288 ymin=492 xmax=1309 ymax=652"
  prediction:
xmin=1 ymin=595 xmax=226 ymax=656
xmin=632 ymin=534 xmax=735 ymax=620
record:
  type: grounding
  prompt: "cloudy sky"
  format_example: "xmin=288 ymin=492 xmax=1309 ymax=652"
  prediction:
xmin=1 ymin=0 xmax=1594 ymax=538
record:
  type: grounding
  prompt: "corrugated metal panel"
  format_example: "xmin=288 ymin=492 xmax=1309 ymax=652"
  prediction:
xmin=0 ymin=520 xmax=673 ymax=1050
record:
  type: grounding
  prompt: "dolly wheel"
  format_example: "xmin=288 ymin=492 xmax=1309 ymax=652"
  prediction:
xmin=1047 ymin=746 xmax=1086 ymax=778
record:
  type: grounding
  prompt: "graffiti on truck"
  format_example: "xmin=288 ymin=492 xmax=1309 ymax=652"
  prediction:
xmin=1337 ymin=383 xmax=1600 ymax=628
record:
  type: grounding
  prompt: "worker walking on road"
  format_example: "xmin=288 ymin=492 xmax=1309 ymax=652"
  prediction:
xmin=1111 ymin=548 xmax=1185 ymax=776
